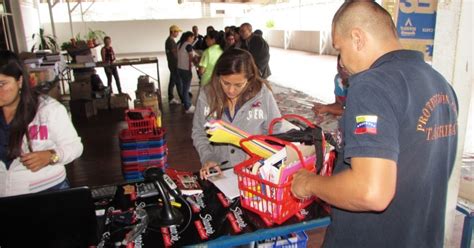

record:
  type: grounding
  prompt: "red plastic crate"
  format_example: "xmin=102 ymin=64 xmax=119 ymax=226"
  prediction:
xmin=234 ymin=135 xmax=315 ymax=225
xmin=125 ymin=108 xmax=157 ymax=135
xmin=119 ymin=128 xmax=166 ymax=143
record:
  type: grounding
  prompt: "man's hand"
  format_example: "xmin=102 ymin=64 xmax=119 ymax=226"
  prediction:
xmin=291 ymin=169 xmax=316 ymax=199
xmin=20 ymin=151 xmax=52 ymax=172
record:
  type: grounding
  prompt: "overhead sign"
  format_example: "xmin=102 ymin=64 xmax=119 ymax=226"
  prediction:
xmin=395 ymin=0 xmax=438 ymax=60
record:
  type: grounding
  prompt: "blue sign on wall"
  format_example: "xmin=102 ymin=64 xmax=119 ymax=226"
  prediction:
xmin=397 ymin=0 xmax=437 ymax=40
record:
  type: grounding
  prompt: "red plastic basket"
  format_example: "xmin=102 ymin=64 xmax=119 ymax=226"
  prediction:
xmin=119 ymin=128 xmax=166 ymax=142
xmin=125 ymin=108 xmax=157 ymax=136
xmin=234 ymin=135 xmax=315 ymax=225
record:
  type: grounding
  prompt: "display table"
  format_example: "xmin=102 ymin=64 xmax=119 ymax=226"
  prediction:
xmin=91 ymin=171 xmax=331 ymax=247
xmin=67 ymin=57 xmax=162 ymax=108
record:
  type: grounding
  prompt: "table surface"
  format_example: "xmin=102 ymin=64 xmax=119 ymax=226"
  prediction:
xmin=67 ymin=57 xmax=158 ymax=69
xmin=93 ymin=172 xmax=331 ymax=247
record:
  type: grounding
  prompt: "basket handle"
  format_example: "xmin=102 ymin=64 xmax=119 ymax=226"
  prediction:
xmin=269 ymin=114 xmax=315 ymax=135
xmin=239 ymin=135 xmax=307 ymax=168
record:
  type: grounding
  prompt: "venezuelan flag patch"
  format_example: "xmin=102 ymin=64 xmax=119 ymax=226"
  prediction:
xmin=355 ymin=115 xmax=378 ymax=135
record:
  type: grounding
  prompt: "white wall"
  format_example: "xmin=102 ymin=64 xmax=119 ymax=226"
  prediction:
xmin=43 ymin=18 xmax=226 ymax=54
xmin=44 ymin=18 xmax=326 ymax=56
xmin=265 ymin=30 xmax=285 ymax=49
xmin=265 ymin=30 xmax=320 ymax=53
xmin=9 ymin=0 xmax=40 ymax=52
xmin=287 ymin=31 xmax=320 ymax=54
xmin=431 ymin=0 xmax=473 ymax=246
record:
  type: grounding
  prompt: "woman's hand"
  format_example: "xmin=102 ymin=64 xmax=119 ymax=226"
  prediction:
xmin=200 ymin=161 xmax=222 ymax=180
xmin=20 ymin=151 xmax=52 ymax=172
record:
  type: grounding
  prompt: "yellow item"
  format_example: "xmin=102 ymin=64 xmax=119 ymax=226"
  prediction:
xmin=205 ymin=120 xmax=279 ymax=159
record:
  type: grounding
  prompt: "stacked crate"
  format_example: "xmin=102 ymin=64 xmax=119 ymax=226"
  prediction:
xmin=119 ymin=108 xmax=167 ymax=181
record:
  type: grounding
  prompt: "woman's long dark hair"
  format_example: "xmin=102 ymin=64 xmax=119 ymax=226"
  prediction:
xmin=0 ymin=51 xmax=39 ymax=159
xmin=178 ymin=31 xmax=194 ymax=49
xmin=207 ymin=30 xmax=225 ymax=50
xmin=205 ymin=48 xmax=270 ymax=119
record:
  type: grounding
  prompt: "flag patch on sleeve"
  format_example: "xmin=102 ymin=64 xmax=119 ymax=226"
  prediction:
xmin=354 ymin=115 xmax=378 ymax=135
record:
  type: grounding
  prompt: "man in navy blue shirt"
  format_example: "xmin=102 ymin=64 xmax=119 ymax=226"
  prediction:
xmin=291 ymin=2 xmax=458 ymax=248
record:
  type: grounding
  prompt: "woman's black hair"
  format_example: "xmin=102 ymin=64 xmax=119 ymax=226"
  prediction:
xmin=0 ymin=50 xmax=39 ymax=159
xmin=178 ymin=31 xmax=194 ymax=49
xmin=206 ymin=30 xmax=225 ymax=50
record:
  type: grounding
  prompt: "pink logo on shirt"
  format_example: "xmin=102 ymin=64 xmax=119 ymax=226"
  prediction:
xmin=29 ymin=125 xmax=48 ymax=140
xmin=251 ymin=101 xmax=261 ymax=108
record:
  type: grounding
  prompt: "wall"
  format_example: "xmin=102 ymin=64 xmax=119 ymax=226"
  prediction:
xmin=265 ymin=30 xmax=320 ymax=54
xmin=264 ymin=30 xmax=285 ymax=48
xmin=287 ymin=30 xmax=320 ymax=54
xmin=44 ymin=18 xmax=325 ymax=55
xmin=431 ymin=0 xmax=473 ymax=246
xmin=8 ymin=0 xmax=40 ymax=52
xmin=43 ymin=18 xmax=226 ymax=54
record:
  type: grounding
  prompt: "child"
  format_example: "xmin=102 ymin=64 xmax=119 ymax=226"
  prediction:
xmin=312 ymin=55 xmax=349 ymax=116
xmin=101 ymin=36 xmax=122 ymax=94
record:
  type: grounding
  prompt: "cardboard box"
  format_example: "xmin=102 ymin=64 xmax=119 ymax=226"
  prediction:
xmin=70 ymin=81 xmax=92 ymax=100
xmin=69 ymin=99 xmax=96 ymax=120
xmin=75 ymin=54 xmax=94 ymax=63
xmin=135 ymin=90 xmax=146 ymax=101
xmin=138 ymin=75 xmax=149 ymax=84
xmin=141 ymin=93 xmax=160 ymax=115
xmin=110 ymin=94 xmax=130 ymax=109
xmin=133 ymin=99 xmax=144 ymax=109
xmin=73 ymin=71 xmax=94 ymax=82
xmin=137 ymin=83 xmax=156 ymax=93
xmin=93 ymin=97 xmax=109 ymax=110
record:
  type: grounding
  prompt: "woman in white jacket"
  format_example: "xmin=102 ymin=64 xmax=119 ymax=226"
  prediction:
xmin=0 ymin=51 xmax=83 ymax=197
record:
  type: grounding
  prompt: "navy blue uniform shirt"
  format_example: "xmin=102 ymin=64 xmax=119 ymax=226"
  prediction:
xmin=324 ymin=50 xmax=458 ymax=248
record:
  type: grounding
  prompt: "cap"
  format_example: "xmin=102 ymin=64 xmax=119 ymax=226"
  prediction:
xmin=169 ymin=25 xmax=182 ymax=32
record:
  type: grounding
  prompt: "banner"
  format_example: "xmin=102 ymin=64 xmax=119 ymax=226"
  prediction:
xmin=395 ymin=0 xmax=438 ymax=61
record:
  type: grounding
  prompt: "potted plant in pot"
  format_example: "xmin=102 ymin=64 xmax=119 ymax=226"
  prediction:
xmin=86 ymin=28 xmax=106 ymax=48
xmin=31 ymin=28 xmax=58 ymax=53
xmin=61 ymin=33 xmax=90 ymax=62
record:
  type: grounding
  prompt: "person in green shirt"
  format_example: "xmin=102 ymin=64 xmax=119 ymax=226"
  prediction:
xmin=198 ymin=31 xmax=225 ymax=86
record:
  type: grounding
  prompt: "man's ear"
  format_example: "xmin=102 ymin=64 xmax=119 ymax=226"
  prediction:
xmin=351 ymin=28 xmax=365 ymax=51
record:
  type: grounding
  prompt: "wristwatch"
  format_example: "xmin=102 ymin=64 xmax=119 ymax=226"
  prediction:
xmin=49 ymin=150 xmax=60 ymax=165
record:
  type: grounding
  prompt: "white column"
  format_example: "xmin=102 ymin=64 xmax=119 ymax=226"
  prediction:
xmin=7 ymin=0 xmax=27 ymax=52
xmin=431 ymin=0 xmax=473 ymax=246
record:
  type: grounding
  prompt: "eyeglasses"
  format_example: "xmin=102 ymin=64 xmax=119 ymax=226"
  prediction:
xmin=219 ymin=77 xmax=248 ymax=90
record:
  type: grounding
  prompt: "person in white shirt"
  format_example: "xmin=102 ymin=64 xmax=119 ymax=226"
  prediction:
xmin=0 ymin=50 xmax=83 ymax=197
xmin=177 ymin=31 xmax=196 ymax=114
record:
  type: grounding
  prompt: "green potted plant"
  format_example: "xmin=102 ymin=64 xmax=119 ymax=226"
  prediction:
xmin=31 ymin=28 xmax=58 ymax=53
xmin=61 ymin=33 xmax=89 ymax=61
xmin=86 ymin=28 xmax=106 ymax=47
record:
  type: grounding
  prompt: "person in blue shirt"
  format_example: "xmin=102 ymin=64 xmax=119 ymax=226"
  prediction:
xmin=291 ymin=2 xmax=458 ymax=248
xmin=313 ymin=55 xmax=349 ymax=116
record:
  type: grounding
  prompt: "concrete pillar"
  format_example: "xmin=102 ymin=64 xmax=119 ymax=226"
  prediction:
xmin=431 ymin=0 xmax=473 ymax=246
xmin=7 ymin=0 xmax=27 ymax=52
